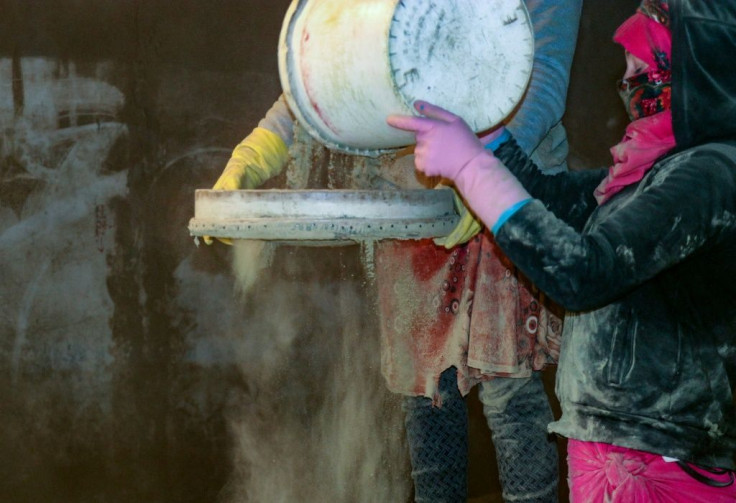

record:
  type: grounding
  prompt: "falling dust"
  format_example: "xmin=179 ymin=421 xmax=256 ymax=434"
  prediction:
xmin=221 ymin=240 xmax=411 ymax=503
xmin=231 ymin=240 xmax=276 ymax=296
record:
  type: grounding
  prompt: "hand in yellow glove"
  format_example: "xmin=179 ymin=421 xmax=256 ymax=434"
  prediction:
xmin=433 ymin=184 xmax=483 ymax=249
xmin=204 ymin=127 xmax=289 ymax=245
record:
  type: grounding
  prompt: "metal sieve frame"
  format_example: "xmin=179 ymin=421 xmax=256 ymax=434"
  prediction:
xmin=188 ymin=189 xmax=460 ymax=242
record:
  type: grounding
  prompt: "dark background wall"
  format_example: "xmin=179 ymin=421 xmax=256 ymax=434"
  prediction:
xmin=0 ymin=1 xmax=637 ymax=502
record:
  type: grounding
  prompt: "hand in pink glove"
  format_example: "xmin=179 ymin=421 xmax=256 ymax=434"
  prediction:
xmin=387 ymin=100 xmax=487 ymax=179
xmin=388 ymin=101 xmax=532 ymax=234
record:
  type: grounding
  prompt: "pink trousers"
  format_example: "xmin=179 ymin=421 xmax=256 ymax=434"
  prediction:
xmin=567 ymin=439 xmax=736 ymax=503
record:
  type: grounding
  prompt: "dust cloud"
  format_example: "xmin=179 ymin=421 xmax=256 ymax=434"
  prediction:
xmin=221 ymin=240 xmax=411 ymax=502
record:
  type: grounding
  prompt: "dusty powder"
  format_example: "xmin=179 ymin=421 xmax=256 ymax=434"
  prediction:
xmin=223 ymin=242 xmax=411 ymax=502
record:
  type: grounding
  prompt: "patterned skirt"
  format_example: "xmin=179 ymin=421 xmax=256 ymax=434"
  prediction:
xmin=374 ymin=230 xmax=563 ymax=401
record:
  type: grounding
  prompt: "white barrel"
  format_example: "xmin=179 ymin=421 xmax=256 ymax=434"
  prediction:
xmin=278 ymin=0 xmax=534 ymax=156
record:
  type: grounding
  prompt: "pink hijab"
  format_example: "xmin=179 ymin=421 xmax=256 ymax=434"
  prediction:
xmin=594 ymin=11 xmax=676 ymax=205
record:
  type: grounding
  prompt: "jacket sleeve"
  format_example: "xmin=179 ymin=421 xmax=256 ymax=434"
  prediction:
xmin=505 ymin=0 xmax=582 ymax=158
xmin=494 ymin=144 xmax=736 ymax=312
xmin=494 ymin=136 xmax=605 ymax=231
xmin=257 ymin=93 xmax=296 ymax=147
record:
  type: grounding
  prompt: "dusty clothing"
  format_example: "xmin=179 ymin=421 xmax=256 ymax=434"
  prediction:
xmin=375 ymin=232 xmax=562 ymax=400
xmin=492 ymin=0 xmax=736 ymax=470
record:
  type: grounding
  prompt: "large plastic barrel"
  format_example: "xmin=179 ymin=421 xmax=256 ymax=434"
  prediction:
xmin=278 ymin=0 xmax=534 ymax=156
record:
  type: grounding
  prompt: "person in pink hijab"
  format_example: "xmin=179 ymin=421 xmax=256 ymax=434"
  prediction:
xmin=594 ymin=3 xmax=676 ymax=205
xmin=388 ymin=0 xmax=736 ymax=501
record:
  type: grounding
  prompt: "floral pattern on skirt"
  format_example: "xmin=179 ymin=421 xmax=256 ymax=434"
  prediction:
xmin=375 ymin=231 xmax=562 ymax=400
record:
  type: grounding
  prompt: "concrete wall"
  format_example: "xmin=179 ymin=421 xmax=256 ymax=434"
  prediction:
xmin=0 ymin=1 xmax=636 ymax=502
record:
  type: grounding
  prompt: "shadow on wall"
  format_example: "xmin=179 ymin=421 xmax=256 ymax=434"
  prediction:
xmin=0 ymin=1 xmax=637 ymax=502
xmin=0 ymin=1 xmax=291 ymax=501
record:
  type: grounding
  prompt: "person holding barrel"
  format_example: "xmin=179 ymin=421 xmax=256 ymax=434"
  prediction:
xmin=209 ymin=0 xmax=582 ymax=501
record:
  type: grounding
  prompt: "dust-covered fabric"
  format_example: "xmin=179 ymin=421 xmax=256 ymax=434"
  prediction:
xmin=375 ymin=231 xmax=562 ymax=401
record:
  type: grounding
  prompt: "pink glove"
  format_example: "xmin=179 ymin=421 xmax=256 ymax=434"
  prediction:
xmin=388 ymin=101 xmax=532 ymax=233
xmin=387 ymin=100 xmax=486 ymax=178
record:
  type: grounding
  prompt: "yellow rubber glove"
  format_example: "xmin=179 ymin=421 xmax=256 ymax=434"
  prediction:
xmin=204 ymin=127 xmax=289 ymax=245
xmin=214 ymin=127 xmax=289 ymax=191
xmin=433 ymin=185 xmax=483 ymax=249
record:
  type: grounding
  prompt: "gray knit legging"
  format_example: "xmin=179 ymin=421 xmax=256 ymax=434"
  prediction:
xmin=403 ymin=368 xmax=558 ymax=503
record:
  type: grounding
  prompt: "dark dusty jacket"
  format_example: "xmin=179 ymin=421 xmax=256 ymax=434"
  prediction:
xmin=493 ymin=0 xmax=736 ymax=469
